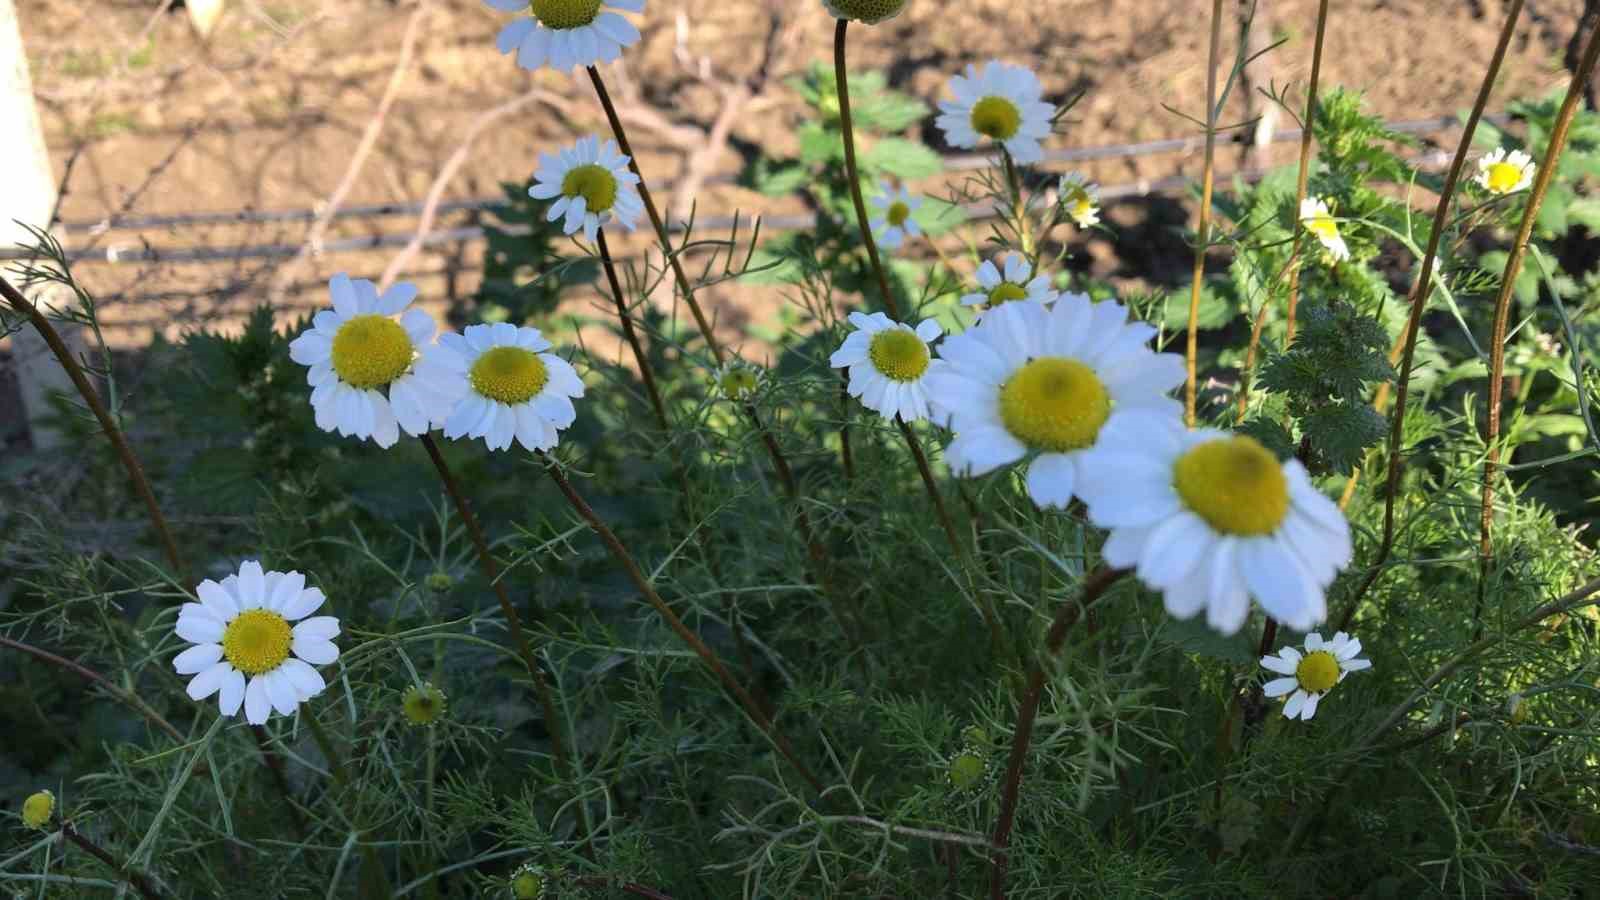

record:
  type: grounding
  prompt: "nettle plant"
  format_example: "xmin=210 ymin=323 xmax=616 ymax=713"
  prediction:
xmin=4 ymin=2 xmax=1600 ymax=897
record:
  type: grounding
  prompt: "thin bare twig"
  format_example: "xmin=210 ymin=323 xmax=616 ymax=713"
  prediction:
xmin=1333 ymin=0 xmax=1526 ymax=633
xmin=1477 ymin=20 xmax=1600 ymax=630
xmin=272 ymin=0 xmax=430 ymax=302
xmin=1185 ymin=0 xmax=1226 ymax=427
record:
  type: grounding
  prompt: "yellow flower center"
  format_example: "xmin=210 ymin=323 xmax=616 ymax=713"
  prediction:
xmin=222 ymin=609 xmax=293 ymax=676
xmin=971 ymin=96 xmax=1023 ymax=141
xmin=528 ymin=0 xmax=601 ymax=29
xmin=331 ymin=315 xmax=414 ymax=389
xmin=1172 ymin=436 xmax=1289 ymax=536
xmin=560 ymin=163 xmax=618 ymax=214
xmin=1295 ymin=650 xmax=1340 ymax=694
xmin=830 ymin=0 xmax=909 ymax=23
xmin=998 ymin=357 xmax=1110 ymax=453
xmin=1068 ymin=192 xmax=1095 ymax=221
xmin=1303 ymin=211 xmax=1339 ymax=243
xmin=886 ymin=201 xmax=912 ymax=227
xmin=22 ymin=790 xmax=54 ymax=829
xmin=867 ymin=329 xmax=930 ymax=382
xmin=948 ymin=751 xmax=986 ymax=790
xmin=471 ymin=346 xmax=549 ymax=405
xmin=402 ymin=683 xmax=447 ymax=726
xmin=1486 ymin=161 xmax=1524 ymax=194
xmin=987 ymin=282 xmax=1030 ymax=306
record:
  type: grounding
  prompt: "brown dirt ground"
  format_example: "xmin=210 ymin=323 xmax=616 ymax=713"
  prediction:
xmin=9 ymin=0 xmax=1593 ymax=348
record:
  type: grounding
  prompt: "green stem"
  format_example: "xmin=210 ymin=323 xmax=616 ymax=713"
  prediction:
xmin=1332 ymin=0 xmax=1526 ymax=633
xmin=305 ymin=712 xmax=394 ymax=900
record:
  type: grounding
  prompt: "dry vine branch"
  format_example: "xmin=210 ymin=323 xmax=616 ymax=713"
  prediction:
xmin=270 ymin=0 xmax=430 ymax=303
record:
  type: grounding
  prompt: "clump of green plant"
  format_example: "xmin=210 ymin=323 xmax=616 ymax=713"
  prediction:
xmin=3 ymin=3 xmax=1600 ymax=898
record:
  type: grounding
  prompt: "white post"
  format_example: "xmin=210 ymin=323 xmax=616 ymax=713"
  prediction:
xmin=2 ymin=0 xmax=82 ymax=450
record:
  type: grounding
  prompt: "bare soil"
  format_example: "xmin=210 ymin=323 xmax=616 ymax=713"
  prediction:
xmin=10 ymin=0 xmax=1592 ymax=346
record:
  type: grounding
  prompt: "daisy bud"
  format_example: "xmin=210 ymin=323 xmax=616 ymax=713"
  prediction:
xmin=821 ymin=0 xmax=909 ymax=25
xmin=21 ymin=790 xmax=53 ymax=829
xmin=402 ymin=683 xmax=448 ymax=727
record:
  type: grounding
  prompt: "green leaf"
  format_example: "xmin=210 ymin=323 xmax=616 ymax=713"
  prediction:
xmin=862 ymin=138 xmax=942 ymax=179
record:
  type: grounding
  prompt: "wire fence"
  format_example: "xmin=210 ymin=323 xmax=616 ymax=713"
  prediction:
xmin=4 ymin=113 xmax=1494 ymax=266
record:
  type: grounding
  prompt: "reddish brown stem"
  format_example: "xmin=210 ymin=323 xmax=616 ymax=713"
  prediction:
xmin=1334 ymin=0 xmax=1526 ymax=632
xmin=0 ymin=276 xmax=183 ymax=578
xmin=0 ymin=635 xmax=182 ymax=742
xmin=418 ymin=435 xmax=571 ymax=778
xmin=60 ymin=823 xmax=163 ymax=900
xmin=596 ymin=227 xmax=669 ymax=429
xmin=1478 ymin=19 xmax=1600 ymax=627
xmin=1283 ymin=0 xmax=1331 ymax=346
xmin=540 ymin=453 xmax=825 ymax=794
xmin=1184 ymin=0 xmax=1225 ymax=427
xmin=988 ymin=568 xmax=1128 ymax=899
xmin=834 ymin=19 xmax=899 ymax=320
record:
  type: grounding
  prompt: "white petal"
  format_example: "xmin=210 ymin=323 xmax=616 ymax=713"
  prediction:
xmin=196 ymin=579 xmax=237 ymax=619
xmin=1263 ymin=677 xmax=1299 ymax=698
xmin=1283 ymin=690 xmax=1307 ymax=720
xmin=238 ymin=561 xmax=266 ymax=608
xmin=219 ymin=669 xmax=246 ymax=717
xmin=279 ymin=658 xmax=327 ymax=701
xmin=176 ymin=615 xmax=225 ymax=644
xmin=244 ymin=677 xmax=272 ymax=725
xmin=293 ymin=637 xmax=340 ymax=666
xmin=280 ymin=587 xmax=326 ymax=622
xmin=265 ymin=669 xmax=300 ymax=717
xmin=1261 ymin=652 xmax=1298 ymax=675
xmin=185 ymin=661 xmax=232 ymax=700
xmin=1024 ymin=453 xmax=1077 ymax=510
xmin=293 ymin=616 xmax=341 ymax=641
xmin=173 ymin=643 xmax=223 ymax=675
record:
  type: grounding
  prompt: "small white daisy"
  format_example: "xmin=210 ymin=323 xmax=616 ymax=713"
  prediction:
xmin=486 ymin=0 xmax=644 ymax=73
xmin=528 ymin=135 xmax=644 ymax=243
xmin=820 ymin=0 xmax=908 ymax=24
xmin=935 ymin=61 xmax=1055 ymax=165
xmin=959 ymin=252 xmax=1058 ymax=315
xmin=1077 ymin=412 xmax=1354 ymax=635
xmin=1475 ymin=147 xmax=1536 ymax=196
xmin=1058 ymin=172 xmax=1101 ymax=228
xmin=924 ymin=297 xmax=1185 ymax=509
xmin=1299 ymin=197 xmax=1349 ymax=263
xmin=173 ymin=561 xmax=339 ymax=725
xmin=437 ymin=323 xmax=586 ymax=453
xmin=869 ymin=182 xmax=923 ymax=251
xmin=1261 ymin=631 xmax=1371 ymax=721
xmin=829 ymin=312 xmax=944 ymax=423
xmin=289 ymin=275 xmax=464 ymax=449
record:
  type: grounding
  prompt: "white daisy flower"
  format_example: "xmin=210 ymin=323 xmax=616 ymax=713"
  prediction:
xmin=1058 ymin=172 xmax=1101 ymax=228
xmin=289 ymin=274 xmax=465 ymax=449
xmin=173 ymin=561 xmax=339 ymax=725
xmin=829 ymin=312 xmax=944 ymax=423
xmin=1260 ymin=631 xmax=1371 ymax=721
xmin=869 ymin=182 xmax=923 ymax=251
xmin=820 ymin=0 xmax=908 ymax=24
xmin=924 ymin=297 xmax=1185 ymax=509
xmin=486 ymin=0 xmax=644 ymax=73
xmin=1077 ymin=412 xmax=1354 ymax=635
xmin=935 ymin=61 xmax=1055 ymax=165
xmin=528 ymin=135 xmax=644 ymax=244
xmin=1298 ymin=197 xmax=1349 ymax=263
xmin=438 ymin=323 xmax=586 ymax=453
xmin=1475 ymin=147 xmax=1536 ymax=196
xmin=959 ymin=252 xmax=1058 ymax=315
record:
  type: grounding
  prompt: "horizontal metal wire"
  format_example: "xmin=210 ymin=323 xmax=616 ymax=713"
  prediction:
xmin=3 ymin=112 xmax=1486 ymax=265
